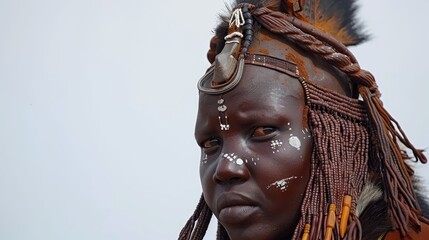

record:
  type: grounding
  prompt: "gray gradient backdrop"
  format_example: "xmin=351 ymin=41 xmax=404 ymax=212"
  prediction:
xmin=0 ymin=0 xmax=428 ymax=239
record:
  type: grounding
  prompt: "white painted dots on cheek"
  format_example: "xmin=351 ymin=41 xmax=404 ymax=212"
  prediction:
xmin=266 ymin=176 xmax=303 ymax=192
xmin=270 ymin=140 xmax=283 ymax=153
xmin=270 ymin=122 xmax=309 ymax=153
xmin=201 ymin=154 xmax=208 ymax=165
xmin=201 ymin=153 xmax=260 ymax=166
xmin=299 ymin=128 xmax=311 ymax=159
xmin=270 ymin=123 xmax=311 ymax=153
xmin=301 ymin=128 xmax=311 ymax=140
xmin=223 ymin=153 xmax=247 ymax=166
xmin=288 ymin=136 xmax=301 ymax=150
xmin=243 ymin=157 xmax=260 ymax=166
xmin=287 ymin=122 xmax=301 ymax=150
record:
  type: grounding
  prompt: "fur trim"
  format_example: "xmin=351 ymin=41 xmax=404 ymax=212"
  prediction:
xmin=413 ymin=175 xmax=429 ymax=218
xmin=285 ymin=0 xmax=369 ymax=45
xmin=357 ymin=176 xmax=429 ymax=239
xmin=357 ymin=181 xmax=392 ymax=240
xmin=356 ymin=181 xmax=383 ymax=216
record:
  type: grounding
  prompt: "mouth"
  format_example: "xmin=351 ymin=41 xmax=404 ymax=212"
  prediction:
xmin=217 ymin=193 xmax=259 ymax=224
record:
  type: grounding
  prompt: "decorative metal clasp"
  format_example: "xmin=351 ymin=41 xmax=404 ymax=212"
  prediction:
xmin=197 ymin=7 xmax=247 ymax=95
xmin=229 ymin=8 xmax=245 ymax=27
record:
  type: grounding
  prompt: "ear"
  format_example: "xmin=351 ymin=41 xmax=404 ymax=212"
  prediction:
xmin=283 ymin=0 xmax=369 ymax=45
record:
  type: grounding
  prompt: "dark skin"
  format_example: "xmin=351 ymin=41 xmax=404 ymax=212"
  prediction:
xmin=195 ymin=30 xmax=351 ymax=239
xmin=196 ymin=65 xmax=312 ymax=240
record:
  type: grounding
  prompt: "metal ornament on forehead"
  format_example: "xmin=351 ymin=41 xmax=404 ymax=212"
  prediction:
xmin=217 ymin=96 xmax=229 ymax=130
xmin=197 ymin=6 xmax=252 ymax=95
xmin=197 ymin=5 xmax=253 ymax=131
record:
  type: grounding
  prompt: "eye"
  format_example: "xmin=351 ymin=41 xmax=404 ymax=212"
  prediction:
xmin=251 ymin=127 xmax=277 ymax=140
xmin=201 ymin=137 xmax=222 ymax=154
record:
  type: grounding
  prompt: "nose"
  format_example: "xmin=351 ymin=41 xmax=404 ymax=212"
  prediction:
xmin=213 ymin=152 xmax=250 ymax=184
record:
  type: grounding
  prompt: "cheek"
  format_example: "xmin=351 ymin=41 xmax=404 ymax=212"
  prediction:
xmin=269 ymin=127 xmax=312 ymax=155
xmin=266 ymin=176 xmax=301 ymax=192
xmin=289 ymin=136 xmax=301 ymax=150
xmin=201 ymin=153 xmax=208 ymax=165
xmin=199 ymin=152 xmax=213 ymax=183
xmin=263 ymin=127 xmax=312 ymax=193
xmin=199 ymin=152 xmax=214 ymax=186
xmin=199 ymin=160 xmax=216 ymax=210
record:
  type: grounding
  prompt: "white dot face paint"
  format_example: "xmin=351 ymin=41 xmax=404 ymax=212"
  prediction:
xmin=201 ymin=152 xmax=255 ymax=167
xmin=302 ymin=128 xmax=311 ymax=140
xmin=268 ymin=123 xmax=310 ymax=154
xmin=223 ymin=153 xmax=249 ymax=166
xmin=251 ymin=157 xmax=259 ymax=165
xmin=266 ymin=176 xmax=298 ymax=192
xmin=201 ymin=154 xmax=208 ymax=165
xmin=288 ymin=135 xmax=301 ymax=150
xmin=270 ymin=139 xmax=283 ymax=153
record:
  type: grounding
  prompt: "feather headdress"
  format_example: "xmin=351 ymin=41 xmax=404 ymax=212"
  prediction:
xmin=283 ymin=0 xmax=368 ymax=45
xmin=207 ymin=0 xmax=368 ymax=63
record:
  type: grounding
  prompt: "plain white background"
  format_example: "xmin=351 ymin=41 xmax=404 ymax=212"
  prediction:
xmin=0 ymin=0 xmax=428 ymax=239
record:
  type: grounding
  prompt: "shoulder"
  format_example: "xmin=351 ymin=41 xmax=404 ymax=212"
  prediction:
xmin=384 ymin=222 xmax=429 ymax=240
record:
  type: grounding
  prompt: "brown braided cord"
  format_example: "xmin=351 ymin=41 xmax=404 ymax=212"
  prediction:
xmin=250 ymin=6 xmax=428 ymax=238
xmin=216 ymin=222 xmax=229 ymax=240
xmin=178 ymin=195 xmax=213 ymax=240
xmin=192 ymin=203 xmax=213 ymax=240
xmin=179 ymin=195 xmax=204 ymax=240
xmin=251 ymin=7 xmax=378 ymax=94
xmin=293 ymin=80 xmax=369 ymax=240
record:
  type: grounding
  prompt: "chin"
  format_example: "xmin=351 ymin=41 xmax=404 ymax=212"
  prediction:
xmin=224 ymin=223 xmax=292 ymax=240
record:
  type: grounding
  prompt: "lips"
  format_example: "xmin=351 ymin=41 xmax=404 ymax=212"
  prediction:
xmin=216 ymin=193 xmax=259 ymax=224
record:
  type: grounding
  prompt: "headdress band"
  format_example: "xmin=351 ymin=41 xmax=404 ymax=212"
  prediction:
xmin=197 ymin=53 xmax=299 ymax=95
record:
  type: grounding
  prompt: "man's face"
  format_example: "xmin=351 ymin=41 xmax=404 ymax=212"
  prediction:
xmin=195 ymin=65 xmax=312 ymax=240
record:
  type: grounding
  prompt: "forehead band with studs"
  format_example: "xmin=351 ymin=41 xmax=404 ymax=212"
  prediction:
xmin=198 ymin=52 xmax=300 ymax=95
xmin=197 ymin=4 xmax=300 ymax=95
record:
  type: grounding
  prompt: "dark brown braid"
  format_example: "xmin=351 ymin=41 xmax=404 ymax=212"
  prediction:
xmin=216 ymin=222 xmax=229 ymax=240
xmin=250 ymin=7 xmax=378 ymax=95
xmin=292 ymin=80 xmax=369 ymax=239
xmin=250 ymin=6 xmax=428 ymax=237
xmin=178 ymin=195 xmax=213 ymax=240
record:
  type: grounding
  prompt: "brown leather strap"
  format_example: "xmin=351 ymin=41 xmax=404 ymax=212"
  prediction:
xmin=244 ymin=53 xmax=299 ymax=78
